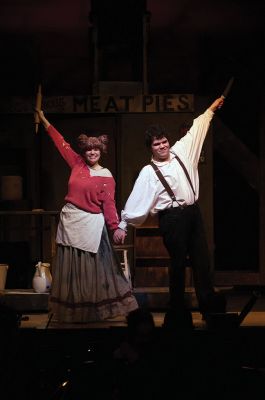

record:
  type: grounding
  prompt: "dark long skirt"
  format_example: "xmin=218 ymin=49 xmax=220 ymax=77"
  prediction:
xmin=49 ymin=226 xmax=138 ymax=323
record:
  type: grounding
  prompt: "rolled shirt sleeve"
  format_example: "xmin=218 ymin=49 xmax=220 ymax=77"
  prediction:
xmin=173 ymin=108 xmax=214 ymax=166
xmin=119 ymin=166 xmax=158 ymax=231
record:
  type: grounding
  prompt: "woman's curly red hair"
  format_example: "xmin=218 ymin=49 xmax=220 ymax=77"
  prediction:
xmin=77 ymin=134 xmax=108 ymax=153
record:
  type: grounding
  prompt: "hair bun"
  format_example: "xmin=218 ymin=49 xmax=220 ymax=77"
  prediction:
xmin=98 ymin=134 xmax=108 ymax=153
xmin=98 ymin=134 xmax=108 ymax=145
xmin=77 ymin=134 xmax=89 ymax=151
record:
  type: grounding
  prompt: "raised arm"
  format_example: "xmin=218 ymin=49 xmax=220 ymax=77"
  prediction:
xmin=208 ymin=97 xmax=224 ymax=112
xmin=34 ymin=109 xmax=79 ymax=168
xmin=172 ymin=96 xmax=225 ymax=166
xmin=35 ymin=109 xmax=51 ymax=130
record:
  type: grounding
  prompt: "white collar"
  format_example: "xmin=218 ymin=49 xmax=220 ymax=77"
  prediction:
xmin=151 ymin=151 xmax=175 ymax=167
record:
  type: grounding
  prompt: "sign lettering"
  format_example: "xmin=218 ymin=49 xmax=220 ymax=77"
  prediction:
xmin=0 ymin=94 xmax=194 ymax=114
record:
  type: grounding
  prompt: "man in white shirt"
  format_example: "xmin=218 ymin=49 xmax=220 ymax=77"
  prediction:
xmin=114 ymin=97 xmax=226 ymax=325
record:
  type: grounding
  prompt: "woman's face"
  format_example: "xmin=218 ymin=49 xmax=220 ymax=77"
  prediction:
xmin=83 ymin=147 xmax=101 ymax=166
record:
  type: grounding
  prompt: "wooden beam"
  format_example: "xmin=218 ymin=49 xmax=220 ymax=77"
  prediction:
xmin=213 ymin=117 xmax=259 ymax=191
xmin=259 ymin=97 xmax=265 ymax=278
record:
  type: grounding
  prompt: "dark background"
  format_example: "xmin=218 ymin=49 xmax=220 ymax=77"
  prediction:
xmin=0 ymin=0 xmax=264 ymax=276
xmin=0 ymin=0 xmax=264 ymax=97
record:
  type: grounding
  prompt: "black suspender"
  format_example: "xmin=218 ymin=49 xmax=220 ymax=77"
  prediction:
xmin=150 ymin=153 xmax=196 ymax=206
xmin=150 ymin=161 xmax=177 ymax=204
xmin=171 ymin=152 xmax=196 ymax=197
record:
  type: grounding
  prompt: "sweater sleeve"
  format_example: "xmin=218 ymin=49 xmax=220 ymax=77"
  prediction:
xmin=47 ymin=125 xmax=80 ymax=168
xmin=98 ymin=177 xmax=120 ymax=231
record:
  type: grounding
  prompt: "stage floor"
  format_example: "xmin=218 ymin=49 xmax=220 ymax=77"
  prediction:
xmin=2 ymin=285 xmax=265 ymax=330
xmin=19 ymin=309 xmax=265 ymax=331
xmin=3 ymin=288 xmax=265 ymax=399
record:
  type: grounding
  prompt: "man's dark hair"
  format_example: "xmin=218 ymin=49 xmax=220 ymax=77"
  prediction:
xmin=145 ymin=124 xmax=170 ymax=148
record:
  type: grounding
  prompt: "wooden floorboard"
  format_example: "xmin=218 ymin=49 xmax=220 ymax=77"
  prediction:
xmin=19 ymin=309 xmax=265 ymax=331
xmin=3 ymin=285 xmax=265 ymax=330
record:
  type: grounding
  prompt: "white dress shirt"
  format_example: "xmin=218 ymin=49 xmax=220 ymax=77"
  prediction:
xmin=118 ymin=108 xmax=214 ymax=231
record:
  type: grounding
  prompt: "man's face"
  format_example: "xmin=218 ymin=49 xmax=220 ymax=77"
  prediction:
xmin=151 ymin=136 xmax=170 ymax=162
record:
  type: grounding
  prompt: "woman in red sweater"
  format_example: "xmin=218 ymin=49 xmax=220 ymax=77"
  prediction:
xmin=35 ymin=109 xmax=138 ymax=323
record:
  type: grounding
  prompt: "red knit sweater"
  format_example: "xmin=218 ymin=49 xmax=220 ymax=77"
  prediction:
xmin=47 ymin=125 xmax=119 ymax=231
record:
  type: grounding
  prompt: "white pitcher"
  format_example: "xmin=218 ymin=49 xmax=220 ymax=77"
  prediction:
xmin=32 ymin=261 xmax=52 ymax=293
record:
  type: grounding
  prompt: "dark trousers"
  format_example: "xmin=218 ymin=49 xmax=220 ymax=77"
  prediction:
xmin=158 ymin=203 xmax=215 ymax=311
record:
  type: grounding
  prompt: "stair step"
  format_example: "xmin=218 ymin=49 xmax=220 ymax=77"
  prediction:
xmin=133 ymin=286 xmax=195 ymax=293
xmin=133 ymin=286 xmax=198 ymax=310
